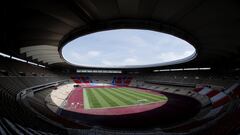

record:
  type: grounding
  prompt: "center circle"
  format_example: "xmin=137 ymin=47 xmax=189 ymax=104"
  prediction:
xmin=61 ymin=29 xmax=196 ymax=68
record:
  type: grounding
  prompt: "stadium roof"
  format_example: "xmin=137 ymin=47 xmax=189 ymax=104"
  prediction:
xmin=2 ymin=0 xmax=240 ymax=70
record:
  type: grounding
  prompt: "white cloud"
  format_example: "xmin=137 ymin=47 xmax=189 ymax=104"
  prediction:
xmin=125 ymin=36 xmax=148 ymax=47
xmin=72 ymin=52 xmax=82 ymax=60
xmin=156 ymin=52 xmax=182 ymax=62
xmin=123 ymin=58 xmax=138 ymax=64
xmin=101 ymin=60 xmax=113 ymax=66
xmin=184 ymin=50 xmax=194 ymax=56
xmin=128 ymin=49 xmax=136 ymax=54
xmin=155 ymin=50 xmax=195 ymax=62
xmin=87 ymin=50 xmax=100 ymax=57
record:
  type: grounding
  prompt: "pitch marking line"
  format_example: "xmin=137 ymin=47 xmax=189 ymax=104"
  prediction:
xmin=88 ymin=100 xmax=165 ymax=109
xmin=83 ymin=88 xmax=90 ymax=109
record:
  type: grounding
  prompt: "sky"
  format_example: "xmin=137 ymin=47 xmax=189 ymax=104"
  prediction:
xmin=62 ymin=29 xmax=196 ymax=68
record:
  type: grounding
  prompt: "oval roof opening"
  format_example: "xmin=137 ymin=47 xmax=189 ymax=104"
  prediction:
xmin=61 ymin=29 xmax=196 ymax=68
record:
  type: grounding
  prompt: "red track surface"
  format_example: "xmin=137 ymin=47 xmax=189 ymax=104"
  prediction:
xmin=63 ymin=86 xmax=167 ymax=115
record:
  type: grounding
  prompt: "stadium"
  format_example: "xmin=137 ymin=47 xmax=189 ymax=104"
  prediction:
xmin=1 ymin=0 xmax=240 ymax=135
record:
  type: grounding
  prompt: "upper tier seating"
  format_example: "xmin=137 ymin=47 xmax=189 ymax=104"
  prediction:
xmin=112 ymin=76 xmax=133 ymax=86
xmin=144 ymin=71 xmax=238 ymax=87
xmin=0 ymin=58 xmax=68 ymax=134
xmin=0 ymin=76 xmax=67 ymax=96
xmin=0 ymin=57 xmax=60 ymax=77
xmin=71 ymin=76 xmax=92 ymax=85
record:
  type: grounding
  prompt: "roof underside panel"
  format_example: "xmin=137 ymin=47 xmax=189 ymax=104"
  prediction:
xmin=20 ymin=45 xmax=64 ymax=65
xmin=2 ymin=0 xmax=240 ymax=69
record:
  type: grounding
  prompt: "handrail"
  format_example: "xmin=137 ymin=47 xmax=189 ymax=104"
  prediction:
xmin=16 ymin=79 xmax=70 ymax=131
xmin=16 ymin=79 xmax=69 ymax=101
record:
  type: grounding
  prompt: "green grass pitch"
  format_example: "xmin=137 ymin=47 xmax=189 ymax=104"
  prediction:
xmin=83 ymin=87 xmax=167 ymax=109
